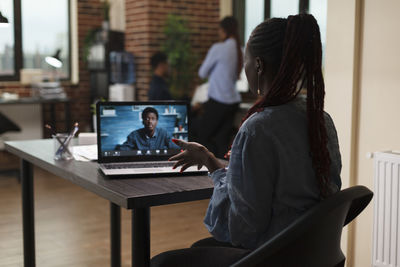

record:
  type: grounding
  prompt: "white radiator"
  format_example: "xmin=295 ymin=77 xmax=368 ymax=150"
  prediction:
xmin=373 ymin=151 xmax=400 ymax=267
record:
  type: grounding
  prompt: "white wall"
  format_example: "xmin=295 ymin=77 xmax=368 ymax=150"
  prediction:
xmin=353 ymin=1 xmax=400 ymax=266
xmin=325 ymin=0 xmax=361 ymax=263
xmin=325 ymin=0 xmax=400 ymax=266
xmin=220 ymin=0 xmax=232 ymax=18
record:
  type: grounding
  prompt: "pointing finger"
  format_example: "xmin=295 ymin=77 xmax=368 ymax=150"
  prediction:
xmin=172 ymin=138 xmax=188 ymax=149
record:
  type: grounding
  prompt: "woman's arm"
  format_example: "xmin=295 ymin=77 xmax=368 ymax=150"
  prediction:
xmin=198 ymin=44 xmax=219 ymax=79
xmin=170 ymin=130 xmax=279 ymax=249
xmin=204 ymin=129 xmax=278 ymax=249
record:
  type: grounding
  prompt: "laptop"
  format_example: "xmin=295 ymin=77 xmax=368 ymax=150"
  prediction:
xmin=96 ymin=101 xmax=208 ymax=176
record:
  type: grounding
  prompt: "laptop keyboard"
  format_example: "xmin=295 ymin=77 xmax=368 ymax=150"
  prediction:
xmin=103 ymin=161 xmax=176 ymax=170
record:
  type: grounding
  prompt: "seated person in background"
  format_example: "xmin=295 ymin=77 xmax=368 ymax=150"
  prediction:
xmin=148 ymin=52 xmax=172 ymax=100
xmin=115 ymin=107 xmax=179 ymax=150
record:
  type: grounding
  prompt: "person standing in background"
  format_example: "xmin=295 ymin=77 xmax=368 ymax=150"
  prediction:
xmin=148 ymin=52 xmax=172 ymax=100
xmin=197 ymin=16 xmax=243 ymax=158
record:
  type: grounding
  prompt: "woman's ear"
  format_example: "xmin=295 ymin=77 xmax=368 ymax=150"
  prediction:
xmin=255 ymin=57 xmax=264 ymax=75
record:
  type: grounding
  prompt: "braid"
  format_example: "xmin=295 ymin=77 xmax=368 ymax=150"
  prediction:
xmin=242 ymin=18 xmax=288 ymax=121
xmin=243 ymin=14 xmax=332 ymax=198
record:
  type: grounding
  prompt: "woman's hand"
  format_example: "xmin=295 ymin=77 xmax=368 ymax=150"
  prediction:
xmin=169 ymin=139 xmax=224 ymax=173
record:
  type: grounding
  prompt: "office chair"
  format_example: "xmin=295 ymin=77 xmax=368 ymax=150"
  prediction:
xmin=0 ymin=111 xmax=21 ymax=177
xmin=150 ymin=185 xmax=373 ymax=267
xmin=0 ymin=111 xmax=20 ymax=135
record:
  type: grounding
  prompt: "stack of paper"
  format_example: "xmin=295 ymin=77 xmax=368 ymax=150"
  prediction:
xmin=72 ymin=144 xmax=98 ymax=161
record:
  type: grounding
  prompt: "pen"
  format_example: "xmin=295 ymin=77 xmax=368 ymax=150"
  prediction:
xmin=54 ymin=122 xmax=79 ymax=156
xmin=45 ymin=124 xmax=72 ymax=156
xmin=58 ymin=122 xmax=79 ymax=154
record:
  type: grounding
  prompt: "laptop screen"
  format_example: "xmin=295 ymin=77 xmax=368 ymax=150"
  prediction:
xmin=97 ymin=101 xmax=189 ymax=163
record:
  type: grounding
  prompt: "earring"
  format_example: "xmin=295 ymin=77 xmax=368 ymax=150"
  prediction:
xmin=257 ymin=73 xmax=261 ymax=95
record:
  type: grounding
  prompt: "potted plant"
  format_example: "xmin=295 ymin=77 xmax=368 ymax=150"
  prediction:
xmin=162 ymin=14 xmax=197 ymax=99
xmin=82 ymin=0 xmax=111 ymax=64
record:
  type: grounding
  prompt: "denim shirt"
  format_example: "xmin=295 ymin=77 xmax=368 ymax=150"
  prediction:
xmin=204 ymin=97 xmax=342 ymax=249
xmin=116 ymin=127 xmax=179 ymax=150
xmin=198 ymin=38 xmax=241 ymax=104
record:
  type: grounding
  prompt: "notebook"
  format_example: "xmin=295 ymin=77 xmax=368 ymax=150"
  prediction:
xmin=96 ymin=101 xmax=208 ymax=176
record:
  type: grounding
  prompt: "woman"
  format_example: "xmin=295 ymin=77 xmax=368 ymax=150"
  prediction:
xmin=196 ymin=16 xmax=243 ymax=158
xmin=172 ymin=14 xmax=341 ymax=251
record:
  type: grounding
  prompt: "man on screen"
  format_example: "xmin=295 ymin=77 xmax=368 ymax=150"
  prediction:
xmin=115 ymin=107 xmax=179 ymax=151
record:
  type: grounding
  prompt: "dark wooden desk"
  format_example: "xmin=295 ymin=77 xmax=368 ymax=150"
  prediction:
xmin=5 ymin=139 xmax=214 ymax=267
xmin=0 ymin=97 xmax=71 ymax=135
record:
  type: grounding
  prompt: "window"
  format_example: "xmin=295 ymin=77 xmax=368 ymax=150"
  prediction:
xmin=0 ymin=0 xmax=14 ymax=76
xmin=0 ymin=0 xmax=21 ymax=80
xmin=244 ymin=0 xmax=264 ymax=45
xmin=0 ymin=0 xmax=70 ymax=81
xmin=234 ymin=0 xmax=327 ymax=59
xmin=270 ymin=0 xmax=299 ymax=18
xmin=232 ymin=0 xmax=328 ymax=93
xmin=309 ymin=0 xmax=328 ymax=61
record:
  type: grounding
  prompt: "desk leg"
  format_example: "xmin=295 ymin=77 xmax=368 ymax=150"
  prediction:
xmin=110 ymin=202 xmax=121 ymax=267
xmin=132 ymin=208 xmax=150 ymax=267
xmin=21 ymin=159 xmax=35 ymax=267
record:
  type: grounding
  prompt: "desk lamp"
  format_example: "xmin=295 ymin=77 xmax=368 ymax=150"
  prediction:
xmin=0 ymin=11 xmax=9 ymax=27
xmin=38 ymin=49 xmax=66 ymax=99
xmin=45 ymin=49 xmax=63 ymax=69
xmin=45 ymin=49 xmax=63 ymax=82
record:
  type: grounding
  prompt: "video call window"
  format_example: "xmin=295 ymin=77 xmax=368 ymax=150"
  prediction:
xmin=99 ymin=104 xmax=188 ymax=157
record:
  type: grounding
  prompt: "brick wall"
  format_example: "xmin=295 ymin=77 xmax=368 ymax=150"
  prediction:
xmin=71 ymin=0 xmax=104 ymax=131
xmin=0 ymin=0 xmax=220 ymax=133
xmin=125 ymin=0 xmax=220 ymax=100
xmin=0 ymin=0 xmax=104 ymax=133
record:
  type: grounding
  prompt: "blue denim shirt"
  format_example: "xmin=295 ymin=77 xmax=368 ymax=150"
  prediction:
xmin=116 ymin=127 xmax=179 ymax=150
xmin=199 ymin=38 xmax=241 ymax=104
xmin=204 ymin=97 xmax=342 ymax=249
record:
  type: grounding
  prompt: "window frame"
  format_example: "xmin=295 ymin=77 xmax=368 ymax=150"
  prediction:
xmin=0 ymin=0 xmax=22 ymax=81
xmin=233 ymin=0 xmax=310 ymax=46
xmin=0 ymin=0 xmax=72 ymax=82
xmin=264 ymin=0 xmax=309 ymax=19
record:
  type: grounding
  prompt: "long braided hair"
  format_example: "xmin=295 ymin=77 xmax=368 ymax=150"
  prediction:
xmin=220 ymin=16 xmax=243 ymax=79
xmin=243 ymin=14 xmax=331 ymax=198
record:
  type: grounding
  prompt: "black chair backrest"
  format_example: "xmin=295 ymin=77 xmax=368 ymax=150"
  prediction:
xmin=232 ymin=186 xmax=373 ymax=267
xmin=0 ymin=111 xmax=21 ymax=135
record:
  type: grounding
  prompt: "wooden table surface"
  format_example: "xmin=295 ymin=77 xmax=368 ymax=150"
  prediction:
xmin=5 ymin=139 xmax=214 ymax=209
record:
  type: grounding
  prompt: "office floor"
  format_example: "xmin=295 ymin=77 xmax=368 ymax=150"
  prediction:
xmin=0 ymin=166 xmax=211 ymax=267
